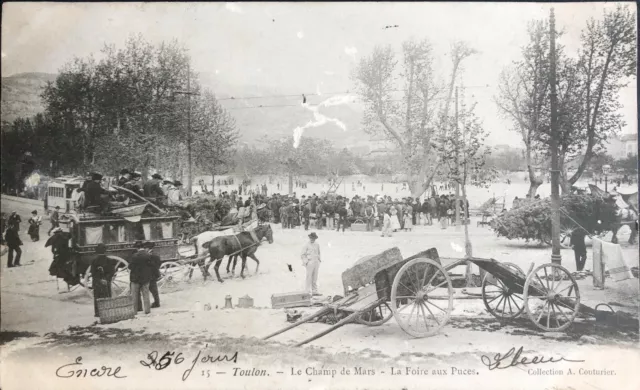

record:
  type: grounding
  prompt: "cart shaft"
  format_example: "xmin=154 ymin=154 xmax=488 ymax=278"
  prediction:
xmin=294 ymin=310 xmax=363 ymax=347
xmin=262 ymin=307 xmax=332 ymax=340
xmin=294 ymin=297 xmax=386 ymax=347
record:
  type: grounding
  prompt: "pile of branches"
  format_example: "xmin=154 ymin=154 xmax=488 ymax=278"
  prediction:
xmin=491 ymin=194 xmax=618 ymax=245
xmin=175 ymin=195 xmax=234 ymax=238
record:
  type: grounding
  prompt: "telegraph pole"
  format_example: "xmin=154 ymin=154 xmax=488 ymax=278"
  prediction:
xmin=455 ymin=86 xmax=461 ymax=230
xmin=549 ymin=8 xmax=562 ymax=265
xmin=174 ymin=64 xmax=198 ymax=196
xmin=187 ymin=64 xmax=192 ymax=197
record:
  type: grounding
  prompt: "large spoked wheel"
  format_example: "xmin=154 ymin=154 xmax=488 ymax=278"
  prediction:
xmin=83 ymin=256 xmax=130 ymax=298
xmin=390 ymin=258 xmax=454 ymax=338
xmin=157 ymin=261 xmax=188 ymax=292
xmin=482 ymin=262 xmax=525 ymax=320
xmin=523 ymin=263 xmax=580 ymax=332
xmin=356 ymin=302 xmax=394 ymax=326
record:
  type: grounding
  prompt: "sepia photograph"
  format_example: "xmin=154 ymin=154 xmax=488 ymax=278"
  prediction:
xmin=1 ymin=2 xmax=638 ymax=389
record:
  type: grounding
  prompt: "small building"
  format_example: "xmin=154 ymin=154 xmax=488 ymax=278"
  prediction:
xmin=606 ymin=133 xmax=638 ymax=159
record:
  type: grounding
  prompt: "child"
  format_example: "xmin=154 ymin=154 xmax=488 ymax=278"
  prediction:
xmin=403 ymin=210 xmax=413 ymax=232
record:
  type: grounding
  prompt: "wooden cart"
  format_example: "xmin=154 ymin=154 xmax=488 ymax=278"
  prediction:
xmin=263 ymin=247 xmax=458 ymax=346
xmin=262 ymin=248 xmax=621 ymax=345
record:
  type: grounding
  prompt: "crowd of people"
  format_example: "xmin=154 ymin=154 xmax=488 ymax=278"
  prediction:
xmin=208 ymin=189 xmax=471 ymax=235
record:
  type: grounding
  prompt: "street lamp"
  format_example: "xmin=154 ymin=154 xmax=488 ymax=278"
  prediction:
xmin=602 ymin=164 xmax=611 ymax=193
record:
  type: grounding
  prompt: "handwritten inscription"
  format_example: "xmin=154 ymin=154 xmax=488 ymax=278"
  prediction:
xmin=481 ymin=346 xmax=585 ymax=371
xmin=139 ymin=347 xmax=238 ymax=381
xmin=56 ymin=356 xmax=127 ymax=379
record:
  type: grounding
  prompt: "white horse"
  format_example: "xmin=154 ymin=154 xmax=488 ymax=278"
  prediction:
xmin=191 ymin=228 xmax=235 ymax=255
xmin=190 ymin=220 xmax=259 ymax=255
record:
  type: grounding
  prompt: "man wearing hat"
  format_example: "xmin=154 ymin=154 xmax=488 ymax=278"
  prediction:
xmin=144 ymin=173 xmax=165 ymax=199
xmin=137 ymin=241 xmax=161 ymax=309
xmin=78 ymin=173 xmax=110 ymax=211
xmin=117 ymin=169 xmax=131 ymax=187
xmin=129 ymin=241 xmax=154 ymax=314
xmin=91 ymin=244 xmax=115 ymax=317
xmin=301 ymin=232 xmax=321 ymax=296
xmin=5 ymin=222 xmax=23 ymax=268
xmin=48 ymin=206 xmax=61 ymax=236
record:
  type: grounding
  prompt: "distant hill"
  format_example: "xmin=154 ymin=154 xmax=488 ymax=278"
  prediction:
xmin=1 ymin=72 xmax=56 ymax=123
xmin=1 ymin=71 xmax=369 ymax=149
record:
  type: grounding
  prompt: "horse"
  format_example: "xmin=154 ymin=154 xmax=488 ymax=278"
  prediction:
xmin=203 ymin=224 xmax=274 ymax=281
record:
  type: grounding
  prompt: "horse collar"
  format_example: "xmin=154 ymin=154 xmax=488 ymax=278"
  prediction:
xmin=250 ymin=230 xmax=260 ymax=245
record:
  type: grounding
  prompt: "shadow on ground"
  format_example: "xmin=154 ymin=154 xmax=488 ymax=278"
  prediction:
xmin=450 ymin=315 xmax=638 ymax=344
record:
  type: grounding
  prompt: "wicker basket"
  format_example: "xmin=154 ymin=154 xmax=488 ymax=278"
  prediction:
xmin=97 ymin=295 xmax=136 ymax=324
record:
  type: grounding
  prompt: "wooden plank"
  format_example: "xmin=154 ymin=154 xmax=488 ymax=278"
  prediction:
xmin=341 ymin=247 xmax=404 ymax=295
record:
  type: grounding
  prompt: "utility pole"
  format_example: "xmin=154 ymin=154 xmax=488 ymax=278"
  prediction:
xmin=187 ymin=64 xmax=192 ymax=197
xmin=455 ymin=86 xmax=461 ymax=230
xmin=549 ymin=8 xmax=562 ymax=265
xmin=173 ymin=64 xmax=199 ymax=197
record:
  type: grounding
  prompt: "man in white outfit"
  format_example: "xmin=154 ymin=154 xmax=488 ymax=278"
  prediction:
xmin=301 ymin=232 xmax=321 ymax=296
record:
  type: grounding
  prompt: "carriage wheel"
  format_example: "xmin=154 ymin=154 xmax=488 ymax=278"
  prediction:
xmin=84 ymin=256 xmax=130 ymax=298
xmin=481 ymin=262 xmax=525 ymax=320
xmin=157 ymin=261 xmax=189 ymax=291
xmin=356 ymin=302 xmax=394 ymax=326
xmin=523 ymin=263 xmax=580 ymax=332
xmin=390 ymin=258 xmax=453 ymax=338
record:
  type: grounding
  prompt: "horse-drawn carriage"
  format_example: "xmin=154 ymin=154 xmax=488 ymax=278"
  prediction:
xmin=53 ymin=210 xmax=181 ymax=297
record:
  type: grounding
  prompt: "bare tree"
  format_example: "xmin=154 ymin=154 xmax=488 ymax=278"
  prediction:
xmin=353 ymin=39 xmax=476 ymax=198
xmin=495 ymin=21 xmax=549 ymax=198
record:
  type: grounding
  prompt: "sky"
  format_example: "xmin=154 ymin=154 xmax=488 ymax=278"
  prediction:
xmin=1 ymin=2 xmax=637 ymax=146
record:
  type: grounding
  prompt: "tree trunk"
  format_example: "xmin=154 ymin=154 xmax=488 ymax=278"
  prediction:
xmin=461 ymin=182 xmax=476 ymax=287
xmin=525 ymin=146 xmax=544 ymax=198
xmin=288 ymin=170 xmax=293 ymax=195
xmin=211 ymin=170 xmax=215 ymax=194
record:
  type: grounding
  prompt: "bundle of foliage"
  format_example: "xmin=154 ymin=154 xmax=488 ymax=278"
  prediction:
xmin=491 ymin=194 xmax=618 ymax=245
xmin=175 ymin=195 xmax=233 ymax=237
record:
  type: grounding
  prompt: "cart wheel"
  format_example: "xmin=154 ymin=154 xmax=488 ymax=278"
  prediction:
xmin=356 ymin=302 xmax=394 ymax=326
xmin=523 ymin=263 xmax=580 ymax=332
xmin=390 ymin=258 xmax=453 ymax=337
xmin=157 ymin=261 xmax=188 ymax=291
xmin=84 ymin=256 xmax=130 ymax=298
xmin=482 ymin=262 xmax=525 ymax=320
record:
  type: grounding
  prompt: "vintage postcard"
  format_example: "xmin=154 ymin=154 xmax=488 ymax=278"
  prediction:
xmin=1 ymin=2 xmax=638 ymax=389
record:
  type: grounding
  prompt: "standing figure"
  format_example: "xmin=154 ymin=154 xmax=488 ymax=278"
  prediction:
xmin=570 ymin=229 xmax=588 ymax=272
xmin=364 ymin=202 xmax=375 ymax=232
xmin=91 ymin=244 xmax=115 ymax=317
xmin=5 ymin=224 xmax=23 ymax=267
xmin=381 ymin=211 xmax=393 ymax=237
xmin=336 ymin=203 xmax=348 ymax=233
xmin=129 ymin=241 xmax=153 ymax=314
xmin=389 ymin=206 xmax=401 ymax=232
xmin=27 ymin=210 xmax=42 ymax=241
xmin=403 ymin=210 xmax=413 ymax=232
xmin=48 ymin=206 xmax=61 ymax=235
xmin=146 ymin=242 xmax=161 ymax=308
xmin=301 ymin=232 xmax=321 ymax=296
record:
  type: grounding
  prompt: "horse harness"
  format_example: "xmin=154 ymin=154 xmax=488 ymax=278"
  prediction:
xmin=230 ymin=229 xmax=262 ymax=256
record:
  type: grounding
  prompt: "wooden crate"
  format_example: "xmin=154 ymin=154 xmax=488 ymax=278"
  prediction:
xmin=350 ymin=222 xmax=368 ymax=231
xmin=271 ymin=291 xmax=312 ymax=309
xmin=97 ymin=295 xmax=136 ymax=324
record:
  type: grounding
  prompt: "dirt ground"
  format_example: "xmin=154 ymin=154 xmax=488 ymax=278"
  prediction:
xmin=1 ymin=195 xmax=639 ymax=390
